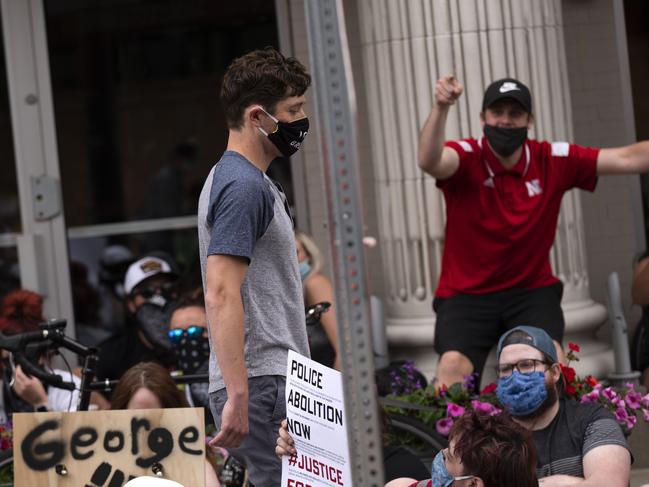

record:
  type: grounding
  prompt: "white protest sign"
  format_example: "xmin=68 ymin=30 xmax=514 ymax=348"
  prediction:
xmin=282 ymin=350 xmax=351 ymax=487
xmin=13 ymin=407 xmax=205 ymax=487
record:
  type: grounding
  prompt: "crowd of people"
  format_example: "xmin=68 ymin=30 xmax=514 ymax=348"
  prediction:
xmin=1 ymin=44 xmax=649 ymax=487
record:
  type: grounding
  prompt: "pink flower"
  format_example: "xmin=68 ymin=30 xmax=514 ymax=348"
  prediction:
xmin=614 ymin=406 xmax=628 ymax=424
xmin=643 ymin=409 xmax=649 ymax=422
xmin=625 ymin=415 xmax=638 ymax=430
xmin=580 ymin=391 xmax=599 ymax=403
xmin=626 ymin=391 xmax=643 ymax=410
xmin=447 ymin=403 xmax=465 ymax=418
xmin=471 ymin=400 xmax=501 ymax=416
xmin=602 ymin=387 xmax=618 ymax=402
xmin=436 ymin=418 xmax=454 ymax=436
xmin=641 ymin=393 xmax=649 ymax=409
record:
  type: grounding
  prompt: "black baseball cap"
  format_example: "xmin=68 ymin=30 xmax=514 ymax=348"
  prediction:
xmin=482 ymin=78 xmax=532 ymax=113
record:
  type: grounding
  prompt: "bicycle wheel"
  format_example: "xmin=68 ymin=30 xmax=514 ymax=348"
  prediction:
xmin=386 ymin=412 xmax=447 ymax=463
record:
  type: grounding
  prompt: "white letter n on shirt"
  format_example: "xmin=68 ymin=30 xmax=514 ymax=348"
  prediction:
xmin=526 ymin=179 xmax=543 ymax=197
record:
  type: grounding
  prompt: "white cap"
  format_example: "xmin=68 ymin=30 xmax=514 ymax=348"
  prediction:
xmin=124 ymin=476 xmax=185 ymax=487
xmin=124 ymin=256 xmax=175 ymax=295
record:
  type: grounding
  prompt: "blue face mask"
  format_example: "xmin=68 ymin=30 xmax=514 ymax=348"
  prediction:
xmin=496 ymin=371 xmax=548 ymax=416
xmin=299 ymin=260 xmax=311 ymax=281
xmin=431 ymin=450 xmax=474 ymax=487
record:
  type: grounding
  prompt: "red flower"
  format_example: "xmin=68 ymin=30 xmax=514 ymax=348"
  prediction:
xmin=568 ymin=342 xmax=580 ymax=353
xmin=586 ymin=376 xmax=599 ymax=387
xmin=480 ymin=383 xmax=497 ymax=395
xmin=565 ymin=384 xmax=577 ymax=395
xmin=560 ymin=364 xmax=576 ymax=383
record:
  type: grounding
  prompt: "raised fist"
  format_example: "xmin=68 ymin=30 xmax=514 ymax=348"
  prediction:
xmin=435 ymin=75 xmax=464 ymax=106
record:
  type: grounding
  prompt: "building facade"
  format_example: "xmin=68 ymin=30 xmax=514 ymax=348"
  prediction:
xmin=1 ymin=0 xmax=647 ymax=381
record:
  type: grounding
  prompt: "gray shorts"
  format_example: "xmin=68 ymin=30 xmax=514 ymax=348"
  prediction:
xmin=210 ymin=375 xmax=286 ymax=487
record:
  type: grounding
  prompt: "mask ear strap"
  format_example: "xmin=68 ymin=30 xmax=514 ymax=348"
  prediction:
xmin=255 ymin=105 xmax=278 ymax=136
xmin=256 ymin=105 xmax=279 ymax=123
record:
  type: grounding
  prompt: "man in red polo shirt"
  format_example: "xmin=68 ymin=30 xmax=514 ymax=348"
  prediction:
xmin=418 ymin=74 xmax=649 ymax=388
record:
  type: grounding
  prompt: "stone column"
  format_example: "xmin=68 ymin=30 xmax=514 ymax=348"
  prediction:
xmin=355 ymin=0 xmax=612 ymax=380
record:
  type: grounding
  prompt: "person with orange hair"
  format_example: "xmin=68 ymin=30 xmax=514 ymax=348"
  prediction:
xmin=0 ymin=289 xmax=80 ymax=420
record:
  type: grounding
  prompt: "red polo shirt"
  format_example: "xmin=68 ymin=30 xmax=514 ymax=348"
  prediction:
xmin=435 ymin=137 xmax=599 ymax=298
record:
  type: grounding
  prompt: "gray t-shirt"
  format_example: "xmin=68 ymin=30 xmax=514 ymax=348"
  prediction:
xmin=198 ymin=150 xmax=309 ymax=393
xmin=534 ymin=398 xmax=630 ymax=478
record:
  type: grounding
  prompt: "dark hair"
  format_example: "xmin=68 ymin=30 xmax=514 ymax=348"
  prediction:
xmin=110 ymin=362 xmax=189 ymax=410
xmin=172 ymin=288 xmax=205 ymax=312
xmin=449 ymin=412 xmax=538 ymax=487
xmin=221 ymin=47 xmax=311 ymax=129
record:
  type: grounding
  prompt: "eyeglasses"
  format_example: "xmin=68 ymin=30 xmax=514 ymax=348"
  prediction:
xmin=496 ymin=359 xmax=550 ymax=378
xmin=167 ymin=326 xmax=206 ymax=343
xmin=133 ymin=282 xmax=177 ymax=299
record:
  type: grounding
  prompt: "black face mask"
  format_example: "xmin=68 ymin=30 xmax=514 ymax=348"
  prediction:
xmin=484 ymin=124 xmax=528 ymax=157
xmin=172 ymin=335 xmax=210 ymax=375
xmin=135 ymin=301 xmax=173 ymax=353
xmin=259 ymin=108 xmax=309 ymax=157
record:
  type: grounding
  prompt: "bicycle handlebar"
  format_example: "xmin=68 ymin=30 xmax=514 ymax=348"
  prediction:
xmin=0 ymin=320 xmax=94 ymax=393
xmin=13 ymin=353 xmax=76 ymax=391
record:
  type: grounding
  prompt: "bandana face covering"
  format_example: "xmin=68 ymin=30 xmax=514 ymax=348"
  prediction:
xmin=135 ymin=302 xmax=173 ymax=353
xmin=171 ymin=332 xmax=210 ymax=375
xmin=258 ymin=107 xmax=309 ymax=157
xmin=496 ymin=371 xmax=548 ymax=416
xmin=483 ymin=124 xmax=527 ymax=157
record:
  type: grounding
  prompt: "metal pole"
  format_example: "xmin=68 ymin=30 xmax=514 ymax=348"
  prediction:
xmin=304 ymin=0 xmax=384 ymax=485
xmin=607 ymin=272 xmax=641 ymax=386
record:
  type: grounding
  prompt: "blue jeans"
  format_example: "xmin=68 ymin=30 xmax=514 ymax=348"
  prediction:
xmin=210 ymin=375 xmax=286 ymax=487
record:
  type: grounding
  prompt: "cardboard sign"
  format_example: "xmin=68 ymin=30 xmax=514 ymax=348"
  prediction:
xmin=13 ymin=407 xmax=205 ymax=487
xmin=282 ymin=350 xmax=351 ymax=487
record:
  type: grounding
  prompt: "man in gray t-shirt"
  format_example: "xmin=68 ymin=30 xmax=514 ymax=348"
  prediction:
xmin=197 ymin=47 xmax=311 ymax=487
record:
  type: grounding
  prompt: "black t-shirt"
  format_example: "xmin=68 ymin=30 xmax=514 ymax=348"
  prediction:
xmin=533 ymin=398 xmax=629 ymax=478
xmin=383 ymin=446 xmax=429 ymax=482
xmin=95 ymin=327 xmax=175 ymax=387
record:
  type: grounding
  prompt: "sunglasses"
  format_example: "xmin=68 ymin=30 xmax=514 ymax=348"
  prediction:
xmin=167 ymin=326 xmax=206 ymax=343
xmin=133 ymin=282 xmax=177 ymax=299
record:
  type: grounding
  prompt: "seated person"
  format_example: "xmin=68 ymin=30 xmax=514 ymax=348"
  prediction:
xmin=386 ymin=410 xmax=538 ymax=487
xmin=496 ymin=326 xmax=631 ymax=486
xmin=95 ymin=255 xmax=179 ymax=387
xmin=0 ymin=289 xmax=80 ymax=417
xmin=110 ymin=361 xmax=219 ymax=487
xmin=295 ymin=231 xmax=341 ymax=369
xmin=168 ymin=289 xmax=210 ymax=410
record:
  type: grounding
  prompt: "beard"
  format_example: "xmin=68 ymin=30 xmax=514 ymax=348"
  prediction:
xmin=515 ymin=380 xmax=559 ymax=422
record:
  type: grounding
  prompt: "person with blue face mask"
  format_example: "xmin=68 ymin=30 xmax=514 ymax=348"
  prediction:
xmin=496 ymin=326 xmax=631 ymax=487
xmin=295 ymin=231 xmax=341 ymax=369
xmin=384 ymin=410 xmax=538 ymax=487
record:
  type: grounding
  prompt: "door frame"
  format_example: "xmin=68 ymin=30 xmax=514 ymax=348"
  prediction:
xmin=1 ymin=0 xmax=75 ymax=332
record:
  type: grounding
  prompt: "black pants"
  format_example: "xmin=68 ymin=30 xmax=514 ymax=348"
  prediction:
xmin=433 ymin=282 xmax=565 ymax=381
